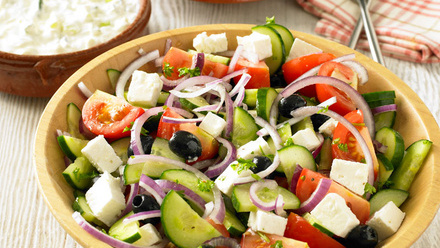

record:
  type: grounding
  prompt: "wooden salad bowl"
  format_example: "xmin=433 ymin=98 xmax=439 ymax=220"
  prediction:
xmin=34 ymin=24 xmax=440 ymax=248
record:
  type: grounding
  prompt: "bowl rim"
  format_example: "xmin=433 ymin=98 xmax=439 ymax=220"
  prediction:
xmin=33 ymin=24 xmax=440 ymax=248
xmin=0 ymin=0 xmax=151 ymax=60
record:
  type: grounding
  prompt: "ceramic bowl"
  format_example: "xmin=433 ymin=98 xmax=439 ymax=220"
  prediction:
xmin=0 ymin=0 xmax=151 ymax=97
xmin=34 ymin=24 xmax=440 ymax=247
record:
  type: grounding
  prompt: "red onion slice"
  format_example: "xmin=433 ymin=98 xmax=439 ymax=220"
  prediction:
xmin=229 ymin=72 xmax=251 ymax=96
xmin=249 ymin=180 xmax=279 ymax=211
xmin=165 ymin=76 xmax=218 ymax=107
xmin=164 ymin=38 xmax=172 ymax=54
xmin=275 ymin=194 xmax=287 ymax=217
xmin=294 ymin=178 xmax=332 ymax=215
xmin=122 ymin=210 xmax=161 ymax=225
xmin=169 ymin=80 xmax=221 ymax=99
xmin=78 ymin=82 xmax=93 ymax=98
xmin=203 ymin=236 xmax=241 ymax=248
xmin=121 ymin=183 xmax=139 ymax=217
xmin=155 ymin=179 xmax=206 ymax=211
xmin=289 ymin=164 xmax=303 ymax=193
xmin=224 ymin=90 xmax=234 ymax=138
xmin=162 ymin=116 xmax=204 ymax=124
xmin=72 ymin=212 xmax=167 ymax=248
xmin=205 ymin=137 xmax=237 ymax=178
xmin=139 ymin=174 xmax=166 ymax=205
xmin=115 ymin=49 xmax=160 ymax=99
xmin=311 ymin=133 xmax=324 ymax=158
xmin=131 ymin=107 xmax=164 ymax=155
xmin=340 ymin=60 xmax=369 ymax=85
xmin=372 ymin=104 xmax=397 ymax=115
xmin=227 ymin=45 xmax=243 ymax=74
xmin=160 ymin=75 xmax=188 ymax=88
xmin=373 ymin=140 xmax=388 ymax=154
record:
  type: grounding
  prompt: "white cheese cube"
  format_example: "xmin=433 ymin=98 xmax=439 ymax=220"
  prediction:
xmin=237 ymin=136 xmax=272 ymax=160
xmin=81 ymin=135 xmax=122 ymax=173
xmin=318 ymin=118 xmax=338 ymax=137
xmin=248 ymin=210 xmax=288 ymax=236
xmin=199 ymin=112 xmax=226 ymax=138
xmin=193 ymin=32 xmax=228 ymax=54
xmin=237 ymin=32 xmax=272 ymax=60
xmin=286 ymin=38 xmax=322 ymax=62
xmin=127 ymin=70 xmax=163 ymax=108
xmin=330 ymin=159 xmax=369 ymax=196
xmin=291 ymin=128 xmax=321 ymax=151
xmin=214 ymin=162 xmax=252 ymax=196
xmin=85 ymin=172 xmax=126 ymax=226
xmin=367 ymin=201 xmax=405 ymax=241
xmin=133 ymin=223 xmax=162 ymax=246
xmin=311 ymin=193 xmax=360 ymax=238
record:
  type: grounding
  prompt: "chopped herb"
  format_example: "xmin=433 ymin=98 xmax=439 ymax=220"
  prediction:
xmin=300 ymin=175 xmax=306 ymax=181
xmin=251 ymin=174 xmax=262 ymax=181
xmin=311 ymin=177 xmax=315 ymax=182
xmin=317 ymin=105 xmax=329 ymax=114
xmin=174 ymin=179 xmax=179 ymax=184
xmin=178 ymin=67 xmax=201 ymax=77
xmin=231 ymin=158 xmax=257 ymax=175
xmin=99 ymin=22 xmax=111 ymax=27
xmin=284 ymin=137 xmax=294 ymax=146
xmin=79 ymin=170 xmax=99 ymax=180
xmin=197 ymin=179 xmax=215 ymax=192
xmin=338 ymin=143 xmax=348 ymax=152
xmin=360 ymin=158 xmax=366 ymax=163
xmin=364 ymin=183 xmax=377 ymax=195
xmin=266 ymin=16 xmax=276 ymax=24
xmin=163 ymin=62 xmax=174 ymax=77
xmin=218 ymin=176 xmax=226 ymax=181
xmin=257 ymin=231 xmax=270 ymax=243
xmin=39 ymin=0 xmax=43 ymax=10
xmin=332 ymin=138 xmax=341 ymax=145
xmin=352 ymin=122 xmax=366 ymax=127
xmin=271 ymin=240 xmax=284 ymax=248
xmin=123 ymin=121 xmax=149 ymax=136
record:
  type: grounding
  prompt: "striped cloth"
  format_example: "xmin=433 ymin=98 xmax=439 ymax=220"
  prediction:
xmin=296 ymin=0 xmax=440 ymax=63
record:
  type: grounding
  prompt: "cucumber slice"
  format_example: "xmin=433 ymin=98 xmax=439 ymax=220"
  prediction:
xmin=110 ymin=137 xmax=131 ymax=164
xmin=157 ymin=91 xmax=170 ymax=105
xmin=231 ymin=183 xmax=300 ymax=212
xmin=362 ymin=91 xmax=396 ymax=102
xmin=369 ymin=189 xmax=409 ymax=215
xmin=302 ymin=213 xmax=333 ymax=236
xmin=160 ymin=169 xmax=214 ymax=202
xmin=179 ymin=96 xmax=210 ymax=113
xmin=375 ymin=127 xmax=405 ymax=168
xmin=266 ymin=122 xmax=292 ymax=172
xmin=107 ymin=69 xmax=121 ymax=90
xmin=123 ymin=160 xmax=181 ymax=184
xmin=188 ymin=49 xmax=231 ymax=65
xmin=66 ymin=103 xmax=85 ymax=139
xmin=72 ymin=196 xmax=105 ymax=227
xmin=57 ymin=135 xmax=89 ymax=161
xmin=389 ymin=139 xmax=432 ymax=191
xmin=374 ymin=111 xmax=396 ymax=130
xmin=256 ymin=87 xmax=278 ymax=121
xmin=151 ymin=138 xmax=185 ymax=162
xmin=265 ymin=23 xmax=294 ymax=56
xmin=367 ymin=98 xmax=395 ymax=109
xmin=252 ymin=25 xmax=286 ymax=74
xmin=231 ymin=107 xmax=259 ymax=147
xmin=62 ymin=157 xmax=97 ymax=190
xmin=243 ymin=89 xmax=258 ymax=108
xmin=108 ymin=212 xmax=141 ymax=243
xmin=318 ymin=137 xmax=333 ymax=173
xmin=376 ymin=153 xmax=394 ymax=189
xmin=291 ymin=116 xmax=314 ymax=133
xmin=161 ymin=190 xmax=222 ymax=248
xmin=223 ymin=210 xmax=246 ymax=237
xmin=278 ymin=144 xmax=316 ymax=184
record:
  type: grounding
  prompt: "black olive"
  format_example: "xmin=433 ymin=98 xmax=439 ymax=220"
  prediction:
xmin=126 ymin=134 xmax=154 ymax=157
xmin=278 ymin=94 xmax=307 ymax=118
xmin=310 ymin=114 xmax=331 ymax=132
xmin=344 ymin=225 xmax=378 ymax=248
xmin=270 ymin=72 xmax=287 ymax=88
xmin=169 ymin=130 xmax=202 ymax=161
xmin=250 ymin=156 xmax=275 ymax=179
xmin=132 ymin=194 xmax=161 ymax=225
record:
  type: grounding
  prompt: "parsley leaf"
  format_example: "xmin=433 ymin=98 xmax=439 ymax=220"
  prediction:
xmin=338 ymin=143 xmax=348 ymax=152
xmin=271 ymin=240 xmax=284 ymax=248
xmin=251 ymin=174 xmax=262 ymax=181
xmin=231 ymin=158 xmax=257 ymax=175
xmin=257 ymin=232 xmax=270 ymax=243
xmin=284 ymin=137 xmax=294 ymax=146
xmin=364 ymin=183 xmax=377 ymax=195
xmin=123 ymin=121 xmax=149 ymax=136
xmin=197 ymin=179 xmax=215 ymax=192
xmin=266 ymin=16 xmax=276 ymax=24
xmin=163 ymin=62 xmax=174 ymax=77
xmin=178 ymin=67 xmax=201 ymax=77
xmin=317 ymin=105 xmax=329 ymax=114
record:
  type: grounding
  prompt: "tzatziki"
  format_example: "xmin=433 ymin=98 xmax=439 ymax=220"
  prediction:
xmin=0 ymin=0 xmax=140 ymax=55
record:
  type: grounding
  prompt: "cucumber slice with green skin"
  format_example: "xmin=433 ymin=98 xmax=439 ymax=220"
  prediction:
xmin=179 ymin=96 xmax=210 ymax=113
xmin=73 ymin=189 xmax=86 ymax=198
xmin=188 ymin=49 xmax=231 ymax=65
xmin=256 ymin=87 xmax=278 ymax=121
xmin=107 ymin=69 xmax=121 ymax=90
xmin=318 ymin=137 xmax=333 ymax=173
xmin=369 ymin=189 xmax=409 ymax=215
xmin=231 ymin=183 xmax=300 ymax=212
xmin=224 ymin=210 xmax=246 ymax=237
xmin=72 ymin=196 xmax=106 ymax=227
xmin=110 ymin=137 xmax=131 ymax=164
xmin=374 ymin=111 xmax=396 ymax=130
xmin=109 ymin=212 xmax=142 ymax=243
xmin=291 ymin=116 xmax=314 ymax=133
xmin=302 ymin=213 xmax=333 ymax=237
xmin=375 ymin=127 xmax=405 ymax=168
xmin=266 ymin=122 xmax=292 ymax=172
xmin=389 ymin=139 xmax=432 ymax=191
xmin=62 ymin=157 xmax=97 ymax=190
xmin=376 ymin=153 xmax=394 ymax=189
xmin=57 ymin=135 xmax=89 ymax=161
xmin=123 ymin=161 xmax=181 ymax=184
xmin=367 ymin=98 xmax=395 ymax=109
xmin=66 ymin=103 xmax=86 ymax=139
xmin=278 ymin=144 xmax=316 ymax=184
xmin=160 ymin=169 xmax=214 ymax=202
xmin=265 ymin=23 xmax=294 ymax=57
xmin=157 ymin=91 xmax=170 ymax=105
xmin=362 ymin=91 xmax=396 ymax=102
xmin=231 ymin=107 xmax=259 ymax=147
xmin=151 ymin=137 xmax=185 ymax=162
xmin=243 ymin=89 xmax=258 ymax=108
xmin=252 ymin=25 xmax=286 ymax=74
xmin=161 ymin=190 xmax=222 ymax=248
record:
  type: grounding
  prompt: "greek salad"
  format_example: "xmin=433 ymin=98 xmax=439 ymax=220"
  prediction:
xmin=58 ymin=18 xmax=432 ymax=248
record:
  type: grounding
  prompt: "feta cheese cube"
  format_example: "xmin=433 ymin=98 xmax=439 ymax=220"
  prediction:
xmin=193 ymin=32 xmax=228 ymax=54
xmin=330 ymin=159 xmax=369 ymax=196
xmin=286 ymin=38 xmax=322 ymax=62
xmin=81 ymin=135 xmax=122 ymax=173
xmin=85 ymin=172 xmax=126 ymax=226
xmin=318 ymin=118 xmax=338 ymax=137
xmin=214 ymin=162 xmax=252 ymax=196
xmin=311 ymin=193 xmax=360 ymax=238
xmin=199 ymin=112 xmax=226 ymax=138
xmin=367 ymin=201 xmax=405 ymax=241
xmin=127 ymin=70 xmax=163 ymax=108
xmin=248 ymin=210 xmax=288 ymax=236
xmin=236 ymin=136 xmax=272 ymax=160
xmin=291 ymin=128 xmax=321 ymax=151
xmin=133 ymin=223 xmax=162 ymax=246
xmin=237 ymin=32 xmax=272 ymax=60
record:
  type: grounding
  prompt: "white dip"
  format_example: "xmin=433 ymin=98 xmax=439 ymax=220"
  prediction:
xmin=0 ymin=0 xmax=140 ymax=55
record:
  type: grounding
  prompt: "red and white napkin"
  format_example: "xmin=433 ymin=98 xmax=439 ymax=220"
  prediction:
xmin=296 ymin=0 xmax=440 ymax=63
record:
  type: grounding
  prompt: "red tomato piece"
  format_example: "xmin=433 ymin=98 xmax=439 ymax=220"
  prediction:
xmin=234 ymin=58 xmax=270 ymax=89
xmin=284 ymin=213 xmax=345 ymax=248
xmin=241 ymin=229 xmax=309 ymax=248
xmin=282 ymin=53 xmax=336 ymax=97
xmin=203 ymin=59 xmax=229 ymax=79
xmin=82 ymin=90 xmax=145 ymax=140
xmin=205 ymin=217 xmax=230 ymax=238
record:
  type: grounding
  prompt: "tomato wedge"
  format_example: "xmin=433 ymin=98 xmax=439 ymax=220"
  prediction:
xmin=282 ymin=53 xmax=336 ymax=97
xmin=82 ymin=90 xmax=145 ymax=140
xmin=241 ymin=229 xmax=308 ymax=248
xmin=233 ymin=58 xmax=270 ymax=89
xmin=205 ymin=217 xmax=230 ymax=238
xmin=332 ymin=110 xmax=379 ymax=180
xmin=284 ymin=213 xmax=345 ymax=248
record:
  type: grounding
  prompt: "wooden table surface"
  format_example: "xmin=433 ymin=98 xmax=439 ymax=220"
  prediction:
xmin=1 ymin=0 xmax=439 ymax=247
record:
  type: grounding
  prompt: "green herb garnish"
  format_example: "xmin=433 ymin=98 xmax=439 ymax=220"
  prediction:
xmin=231 ymin=158 xmax=257 ymax=175
xmin=271 ymin=240 xmax=284 ymax=248
xmin=197 ymin=179 xmax=215 ymax=192
xmin=163 ymin=62 xmax=174 ymax=77
xmin=178 ymin=67 xmax=201 ymax=77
